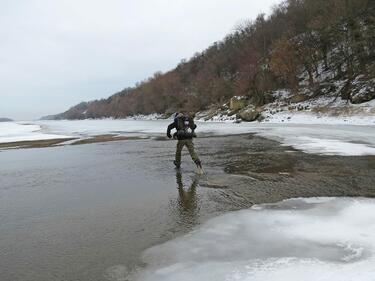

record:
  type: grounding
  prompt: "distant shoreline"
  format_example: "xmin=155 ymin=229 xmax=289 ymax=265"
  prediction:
xmin=0 ymin=118 xmax=13 ymax=122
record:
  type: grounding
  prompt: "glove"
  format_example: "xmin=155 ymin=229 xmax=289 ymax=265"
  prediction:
xmin=167 ymin=133 xmax=172 ymax=139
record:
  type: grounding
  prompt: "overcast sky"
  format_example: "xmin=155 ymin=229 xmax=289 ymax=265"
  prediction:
xmin=0 ymin=0 xmax=281 ymax=120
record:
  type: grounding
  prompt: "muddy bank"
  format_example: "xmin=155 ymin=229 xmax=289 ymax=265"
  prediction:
xmin=197 ymin=134 xmax=375 ymax=209
xmin=0 ymin=138 xmax=77 ymax=149
xmin=71 ymin=134 xmax=148 ymax=145
xmin=0 ymin=135 xmax=151 ymax=149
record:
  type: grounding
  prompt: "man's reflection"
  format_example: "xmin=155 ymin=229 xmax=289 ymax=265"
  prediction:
xmin=175 ymin=169 xmax=200 ymax=226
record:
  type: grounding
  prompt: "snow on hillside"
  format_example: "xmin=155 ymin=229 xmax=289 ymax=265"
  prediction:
xmin=196 ymin=90 xmax=374 ymax=125
xmin=262 ymin=92 xmax=375 ymax=125
xmin=196 ymin=64 xmax=375 ymax=125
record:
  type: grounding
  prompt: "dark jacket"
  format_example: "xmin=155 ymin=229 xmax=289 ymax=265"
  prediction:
xmin=167 ymin=116 xmax=197 ymax=140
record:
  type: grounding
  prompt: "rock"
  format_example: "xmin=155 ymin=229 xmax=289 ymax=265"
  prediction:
xmin=351 ymin=89 xmax=375 ymax=104
xmin=237 ymin=108 xmax=260 ymax=122
xmin=289 ymin=94 xmax=309 ymax=103
xmin=230 ymin=96 xmax=247 ymax=111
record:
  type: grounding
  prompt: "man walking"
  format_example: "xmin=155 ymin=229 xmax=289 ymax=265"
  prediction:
xmin=167 ymin=112 xmax=203 ymax=171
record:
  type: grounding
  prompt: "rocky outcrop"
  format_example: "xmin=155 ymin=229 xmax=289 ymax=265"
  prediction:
xmin=350 ymin=79 xmax=375 ymax=104
xmin=237 ymin=107 xmax=260 ymax=122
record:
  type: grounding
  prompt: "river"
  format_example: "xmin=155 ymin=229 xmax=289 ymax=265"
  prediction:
xmin=1 ymin=131 xmax=375 ymax=281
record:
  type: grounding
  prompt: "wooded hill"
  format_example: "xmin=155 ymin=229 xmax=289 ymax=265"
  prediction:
xmin=0 ymin=118 xmax=13 ymax=122
xmin=45 ymin=0 xmax=375 ymax=120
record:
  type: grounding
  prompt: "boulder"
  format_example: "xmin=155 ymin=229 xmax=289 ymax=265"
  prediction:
xmin=237 ymin=108 xmax=260 ymax=122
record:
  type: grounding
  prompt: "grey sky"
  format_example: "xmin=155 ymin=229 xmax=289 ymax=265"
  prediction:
xmin=0 ymin=0 xmax=281 ymax=120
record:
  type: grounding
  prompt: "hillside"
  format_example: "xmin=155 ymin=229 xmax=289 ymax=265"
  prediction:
xmin=44 ymin=0 xmax=375 ymax=121
xmin=0 ymin=118 xmax=13 ymax=122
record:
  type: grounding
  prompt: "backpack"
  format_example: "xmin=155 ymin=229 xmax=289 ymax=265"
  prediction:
xmin=176 ymin=116 xmax=194 ymax=139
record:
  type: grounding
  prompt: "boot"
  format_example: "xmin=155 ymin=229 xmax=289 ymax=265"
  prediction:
xmin=194 ymin=160 xmax=202 ymax=169
xmin=195 ymin=160 xmax=204 ymax=174
xmin=173 ymin=160 xmax=181 ymax=169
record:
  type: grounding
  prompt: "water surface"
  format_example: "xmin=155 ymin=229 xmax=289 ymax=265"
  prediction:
xmin=1 ymin=135 xmax=374 ymax=281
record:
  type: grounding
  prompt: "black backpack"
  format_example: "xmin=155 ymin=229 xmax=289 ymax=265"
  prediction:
xmin=175 ymin=116 xmax=194 ymax=139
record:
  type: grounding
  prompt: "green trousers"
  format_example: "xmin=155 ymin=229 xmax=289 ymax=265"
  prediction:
xmin=175 ymin=139 xmax=200 ymax=164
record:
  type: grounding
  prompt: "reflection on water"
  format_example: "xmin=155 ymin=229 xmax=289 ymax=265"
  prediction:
xmin=176 ymin=170 xmax=198 ymax=209
xmin=174 ymin=170 xmax=200 ymax=227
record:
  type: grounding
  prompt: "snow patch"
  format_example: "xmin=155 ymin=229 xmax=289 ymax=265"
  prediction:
xmin=253 ymin=123 xmax=375 ymax=156
xmin=0 ymin=122 xmax=72 ymax=144
xmin=125 ymin=197 xmax=375 ymax=281
xmin=289 ymin=137 xmax=375 ymax=156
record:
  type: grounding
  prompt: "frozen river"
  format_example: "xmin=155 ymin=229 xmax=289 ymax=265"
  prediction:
xmin=1 ymin=120 xmax=375 ymax=281
xmin=1 ymin=119 xmax=375 ymax=155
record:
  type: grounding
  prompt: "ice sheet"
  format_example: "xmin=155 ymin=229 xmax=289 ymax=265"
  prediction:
xmin=118 ymin=197 xmax=375 ymax=281
xmin=252 ymin=124 xmax=375 ymax=156
xmin=0 ymin=122 xmax=72 ymax=143
xmin=287 ymin=136 xmax=375 ymax=156
xmin=2 ymin=120 xmax=375 ymax=156
xmin=35 ymin=119 xmax=171 ymax=136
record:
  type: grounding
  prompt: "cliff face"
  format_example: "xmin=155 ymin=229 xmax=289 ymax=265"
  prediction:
xmin=43 ymin=0 xmax=375 ymax=121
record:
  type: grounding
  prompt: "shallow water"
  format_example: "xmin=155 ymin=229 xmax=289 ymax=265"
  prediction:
xmin=1 ymin=135 xmax=374 ymax=281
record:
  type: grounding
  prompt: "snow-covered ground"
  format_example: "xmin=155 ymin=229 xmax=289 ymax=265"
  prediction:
xmin=196 ymin=91 xmax=375 ymax=125
xmin=0 ymin=121 xmax=72 ymax=143
xmin=123 ymin=197 xmax=375 ymax=281
xmin=1 ymin=119 xmax=374 ymax=156
xmin=262 ymin=92 xmax=375 ymax=125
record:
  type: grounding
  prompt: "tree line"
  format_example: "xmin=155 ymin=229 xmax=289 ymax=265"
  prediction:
xmin=53 ymin=0 xmax=374 ymax=120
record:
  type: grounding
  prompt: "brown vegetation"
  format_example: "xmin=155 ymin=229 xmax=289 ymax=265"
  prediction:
xmin=48 ymin=0 xmax=375 ymax=120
